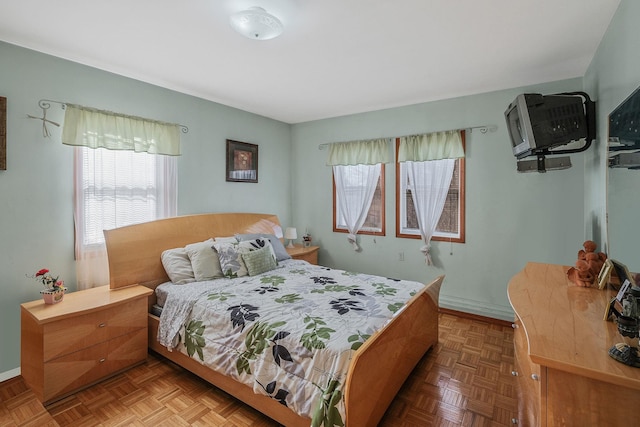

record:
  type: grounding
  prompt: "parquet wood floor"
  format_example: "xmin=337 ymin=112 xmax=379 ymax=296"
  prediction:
xmin=0 ymin=313 xmax=516 ymax=426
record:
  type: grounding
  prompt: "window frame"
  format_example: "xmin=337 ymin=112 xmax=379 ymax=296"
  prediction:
xmin=395 ymin=133 xmax=466 ymax=243
xmin=332 ymin=163 xmax=386 ymax=236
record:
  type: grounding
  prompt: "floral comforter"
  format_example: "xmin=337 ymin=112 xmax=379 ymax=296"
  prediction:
xmin=156 ymin=259 xmax=426 ymax=426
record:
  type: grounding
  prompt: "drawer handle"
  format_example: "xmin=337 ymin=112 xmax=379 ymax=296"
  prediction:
xmin=511 ymin=370 xmax=519 ymax=376
xmin=98 ymin=323 xmax=106 ymax=328
xmin=511 ymin=418 xmax=518 ymax=424
xmin=531 ymin=373 xmax=539 ymax=381
xmin=511 ymin=323 xmax=519 ymax=329
xmin=99 ymin=358 xmax=106 ymax=363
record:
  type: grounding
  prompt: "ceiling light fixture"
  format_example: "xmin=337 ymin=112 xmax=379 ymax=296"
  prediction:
xmin=230 ymin=6 xmax=284 ymax=41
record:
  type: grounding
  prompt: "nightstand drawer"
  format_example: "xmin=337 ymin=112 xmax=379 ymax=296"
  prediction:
xmin=43 ymin=340 xmax=110 ymax=401
xmin=286 ymin=245 xmax=319 ymax=265
xmin=106 ymin=297 xmax=148 ymax=340
xmin=294 ymin=250 xmax=318 ymax=265
xmin=43 ymin=311 xmax=108 ymax=361
xmin=42 ymin=328 xmax=147 ymax=402
xmin=42 ymin=298 xmax=147 ymax=361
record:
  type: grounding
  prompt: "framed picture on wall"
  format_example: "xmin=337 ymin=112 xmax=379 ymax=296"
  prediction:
xmin=226 ymin=139 xmax=258 ymax=183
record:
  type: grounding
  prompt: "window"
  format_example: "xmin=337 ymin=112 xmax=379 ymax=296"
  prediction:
xmin=75 ymin=147 xmax=177 ymax=247
xmin=333 ymin=164 xmax=385 ymax=235
xmin=73 ymin=147 xmax=177 ymax=288
xmin=396 ymin=135 xmax=465 ymax=242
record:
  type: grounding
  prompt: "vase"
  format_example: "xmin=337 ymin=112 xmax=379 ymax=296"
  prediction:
xmin=40 ymin=288 xmax=65 ymax=304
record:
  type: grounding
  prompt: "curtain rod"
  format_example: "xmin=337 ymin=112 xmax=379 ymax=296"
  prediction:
xmin=317 ymin=124 xmax=497 ymax=150
xmin=35 ymin=99 xmax=189 ymax=134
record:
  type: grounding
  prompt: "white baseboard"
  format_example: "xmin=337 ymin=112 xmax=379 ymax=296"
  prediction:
xmin=439 ymin=294 xmax=514 ymax=322
xmin=0 ymin=367 xmax=20 ymax=383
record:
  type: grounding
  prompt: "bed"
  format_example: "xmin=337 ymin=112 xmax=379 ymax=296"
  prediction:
xmin=104 ymin=213 xmax=443 ymax=427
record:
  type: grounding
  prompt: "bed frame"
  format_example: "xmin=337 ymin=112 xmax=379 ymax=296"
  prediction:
xmin=104 ymin=213 xmax=442 ymax=427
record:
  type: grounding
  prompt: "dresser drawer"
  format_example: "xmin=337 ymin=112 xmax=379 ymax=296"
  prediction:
xmin=42 ymin=297 xmax=147 ymax=361
xmin=513 ymin=316 xmax=544 ymax=427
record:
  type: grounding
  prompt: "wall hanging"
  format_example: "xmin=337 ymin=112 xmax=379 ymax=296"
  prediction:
xmin=226 ymin=139 xmax=258 ymax=183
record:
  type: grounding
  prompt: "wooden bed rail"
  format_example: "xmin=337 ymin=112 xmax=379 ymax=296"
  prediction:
xmin=344 ymin=275 xmax=443 ymax=426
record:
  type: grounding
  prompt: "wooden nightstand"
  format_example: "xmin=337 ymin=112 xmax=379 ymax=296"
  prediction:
xmin=20 ymin=285 xmax=152 ymax=404
xmin=286 ymin=245 xmax=320 ymax=265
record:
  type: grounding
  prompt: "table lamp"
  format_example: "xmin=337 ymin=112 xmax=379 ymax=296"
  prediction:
xmin=285 ymin=227 xmax=297 ymax=248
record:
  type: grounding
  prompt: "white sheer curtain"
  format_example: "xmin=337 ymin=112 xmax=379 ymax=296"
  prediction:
xmin=328 ymin=138 xmax=390 ymax=251
xmin=64 ymin=104 xmax=180 ymax=289
xmin=399 ymin=131 xmax=464 ymax=264
xmin=404 ymin=160 xmax=455 ymax=264
xmin=333 ymin=164 xmax=381 ymax=250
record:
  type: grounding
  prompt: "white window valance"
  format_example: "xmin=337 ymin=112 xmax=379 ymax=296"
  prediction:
xmin=398 ymin=130 xmax=464 ymax=162
xmin=62 ymin=104 xmax=182 ymax=156
xmin=327 ymin=138 xmax=391 ymax=165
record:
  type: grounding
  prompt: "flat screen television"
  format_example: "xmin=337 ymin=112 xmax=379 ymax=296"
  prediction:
xmin=504 ymin=93 xmax=592 ymax=159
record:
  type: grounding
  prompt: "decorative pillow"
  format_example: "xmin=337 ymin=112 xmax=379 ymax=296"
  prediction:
xmin=238 ymin=238 xmax=278 ymax=265
xmin=212 ymin=241 xmax=249 ymax=278
xmin=161 ymin=247 xmax=196 ymax=285
xmin=185 ymin=238 xmax=224 ymax=281
xmin=235 ymin=233 xmax=291 ymax=261
xmin=242 ymin=246 xmax=277 ymax=276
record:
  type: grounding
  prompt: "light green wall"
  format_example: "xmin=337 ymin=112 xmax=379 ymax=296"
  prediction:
xmin=0 ymin=41 xmax=292 ymax=377
xmin=291 ymin=78 xmax=586 ymax=320
xmin=584 ymin=0 xmax=640 ymax=270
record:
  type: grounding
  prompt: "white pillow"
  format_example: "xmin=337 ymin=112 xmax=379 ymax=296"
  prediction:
xmin=161 ymin=247 xmax=196 ymax=285
xmin=185 ymin=238 xmax=224 ymax=281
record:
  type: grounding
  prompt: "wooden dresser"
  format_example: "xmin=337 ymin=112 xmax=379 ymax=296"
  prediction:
xmin=508 ymin=262 xmax=640 ymax=426
xmin=286 ymin=245 xmax=319 ymax=265
xmin=21 ymin=285 xmax=152 ymax=404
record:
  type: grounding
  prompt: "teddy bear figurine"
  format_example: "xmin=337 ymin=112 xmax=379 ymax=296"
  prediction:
xmin=567 ymin=240 xmax=607 ymax=287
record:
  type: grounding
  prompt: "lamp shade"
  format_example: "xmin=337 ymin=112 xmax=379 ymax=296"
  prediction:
xmin=230 ymin=7 xmax=284 ymax=41
xmin=284 ymin=227 xmax=297 ymax=240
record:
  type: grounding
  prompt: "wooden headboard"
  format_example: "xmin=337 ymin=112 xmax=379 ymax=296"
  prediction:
xmin=104 ymin=213 xmax=282 ymax=289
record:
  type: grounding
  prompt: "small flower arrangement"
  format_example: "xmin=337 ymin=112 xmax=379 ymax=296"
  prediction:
xmin=33 ymin=268 xmax=66 ymax=291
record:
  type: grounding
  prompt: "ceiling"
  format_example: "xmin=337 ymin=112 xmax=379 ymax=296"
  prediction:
xmin=0 ymin=0 xmax=621 ymax=124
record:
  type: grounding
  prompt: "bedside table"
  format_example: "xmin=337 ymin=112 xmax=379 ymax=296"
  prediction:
xmin=286 ymin=245 xmax=320 ymax=265
xmin=20 ymin=285 xmax=152 ymax=404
